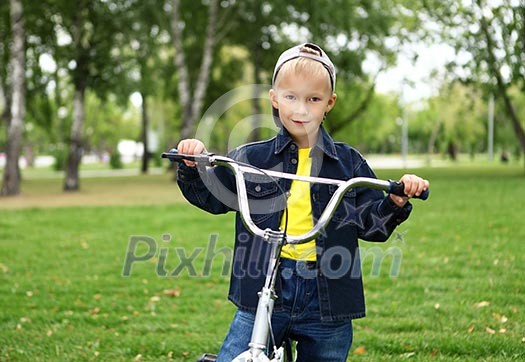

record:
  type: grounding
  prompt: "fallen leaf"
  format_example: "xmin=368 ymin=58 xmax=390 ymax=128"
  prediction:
xmin=499 ymin=328 xmax=506 ymax=334
xmin=353 ymin=346 xmax=366 ymax=355
xmin=81 ymin=242 xmax=89 ymax=250
xmin=434 ymin=303 xmax=440 ymax=310
xmin=26 ymin=291 xmax=33 ymax=297
xmin=468 ymin=326 xmax=475 ymax=333
xmin=149 ymin=296 xmax=161 ymax=303
xmin=90 ymin=307 xmax=101 ymax=315
xmin=93 ymin=294 xmax=101 ymax=300
xmin=163 ymin=289 xmax=181 ymax=298
xmin=0 ymin=263 xmax=9 ymax=273
xmin=47 ymin=329 xmax=53 ymax=337
xmin=134 ymin=354 xmax=142 ymax=361
xmin=474 ymin=301 xmax=490 ymax=308
xmin=401 ymin=352 xmax=416 ymax=358
xmin=485 ymin=327 xmax=495 ymax=334
xmin=182 ymin=352 xmax=190 ymax=357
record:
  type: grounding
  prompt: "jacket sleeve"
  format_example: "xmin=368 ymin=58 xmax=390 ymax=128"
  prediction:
xmin=176 ymin=156 xmax=238 ymax=215
xmin=352 ymin=154 xmax=412 ymax=242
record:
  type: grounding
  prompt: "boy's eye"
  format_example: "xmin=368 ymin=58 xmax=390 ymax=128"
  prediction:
xmin=284 ymin=94 xmax=296 ymax=100
xmin=309 ymin=97 xmax=321 ymax=102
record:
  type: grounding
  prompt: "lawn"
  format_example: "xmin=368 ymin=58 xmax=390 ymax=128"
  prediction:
xmin=1 ymin=163 xmax=524 ymax=361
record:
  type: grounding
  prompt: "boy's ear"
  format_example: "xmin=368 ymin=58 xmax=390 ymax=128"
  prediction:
xmin=269 ymin=89 xmax=279 ymax=109
xmin=326 ymin=93 xmax=337 ymax=113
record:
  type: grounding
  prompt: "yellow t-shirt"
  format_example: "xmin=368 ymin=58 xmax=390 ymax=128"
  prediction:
xmin=280 ymin=148 xmax=316 ymax=261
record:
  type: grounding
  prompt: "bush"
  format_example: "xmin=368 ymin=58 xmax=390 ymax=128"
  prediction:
xmin=52 ymin=147 xmax=68 ymax=171
xmin=109 ymin=151 xmax=123 ymax=169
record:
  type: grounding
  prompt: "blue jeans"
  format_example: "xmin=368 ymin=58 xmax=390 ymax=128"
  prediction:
xmin=217 ymin=258 xmax=353 ymax=362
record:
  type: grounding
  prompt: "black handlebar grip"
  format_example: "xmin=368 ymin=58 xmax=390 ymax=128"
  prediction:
xmin=388 ymin=180 xmax=429 ymax=200
xmin=161 ymin=148 xmax=200 ymax=163
xmin=161 ymin=148 xmax=213 ymax=166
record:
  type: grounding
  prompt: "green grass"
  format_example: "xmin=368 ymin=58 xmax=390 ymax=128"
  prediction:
xmin=1 ymin=164 xmax=524 ymax=361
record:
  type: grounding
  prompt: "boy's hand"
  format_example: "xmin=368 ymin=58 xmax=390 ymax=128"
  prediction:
xmin=176 ymin=139 xmax=207 ymax=167
xmin=389 ymin=174 xmax=429 ymax=207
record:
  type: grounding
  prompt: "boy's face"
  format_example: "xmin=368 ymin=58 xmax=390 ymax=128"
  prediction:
xmin=270 ymin=70 xmax=337 ymax=148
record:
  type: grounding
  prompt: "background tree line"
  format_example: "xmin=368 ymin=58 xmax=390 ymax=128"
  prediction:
xmin=1 ymin=0 xmax=524 ymax=196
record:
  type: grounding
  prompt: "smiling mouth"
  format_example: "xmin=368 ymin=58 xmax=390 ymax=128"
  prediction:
xmin=291 ymin=120 xmax=308 ymax=125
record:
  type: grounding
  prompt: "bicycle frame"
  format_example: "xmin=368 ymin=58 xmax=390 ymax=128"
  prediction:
xmin=162 ymin=150 xmax=428 ymax=362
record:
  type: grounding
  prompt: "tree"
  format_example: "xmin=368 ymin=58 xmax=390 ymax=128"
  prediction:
xmin=1 ymin=0 xmax=25 ymax=196
xmin=422 ymin=0 xmax=525 ymax=166
xmin=171 ymin=0 xmax=225 ymax=140
xmin=52 ymin=0 xmax=133 ymax=190
xmin=122 ymin=0 xmax=172 ymax=173
xmin=412 ymin=82 xmax=487 ymax=160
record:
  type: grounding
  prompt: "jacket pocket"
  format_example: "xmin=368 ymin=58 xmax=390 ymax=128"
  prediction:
xmin=245 ymin=180 xmax=283 ymax=224
xmin=328 ymin=184 xmax=357 ymax=224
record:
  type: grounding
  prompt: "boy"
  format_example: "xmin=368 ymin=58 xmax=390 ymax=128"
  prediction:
xmin=176 ymin=43 xmax=429 ymax=361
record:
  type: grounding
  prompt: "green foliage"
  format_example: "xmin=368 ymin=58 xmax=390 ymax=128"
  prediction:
xmin=51 ymin=144 xmax=67 ymax=171
xmin=109 ymin=150 xmax=122 ymax=169
xmin=2 ymin=0 xmax=525 ymax=174
xmin=329 ymin=85 xmax=402 ymax=153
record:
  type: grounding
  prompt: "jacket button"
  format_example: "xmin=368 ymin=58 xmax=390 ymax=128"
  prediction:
xmin=290 ymin=144 xmax=296 ymax=150
xmin=255 ymin=185 xmax=262 ymax=192
xmin=291 ymin=159 xmax=298 ymax=164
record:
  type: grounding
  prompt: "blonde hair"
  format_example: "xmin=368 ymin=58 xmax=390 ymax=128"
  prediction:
xmin=273 ymin=46 xmax=332 ymax=91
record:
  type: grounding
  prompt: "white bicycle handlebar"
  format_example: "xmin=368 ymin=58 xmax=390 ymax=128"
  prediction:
xmin=162 ymin=150 xmax=429 ymax=245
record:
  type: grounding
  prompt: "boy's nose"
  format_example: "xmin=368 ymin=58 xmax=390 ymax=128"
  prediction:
xmin=294 ymin=101 xmax=308 ymax=115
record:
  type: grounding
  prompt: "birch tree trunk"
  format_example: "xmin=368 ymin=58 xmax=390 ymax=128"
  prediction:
xmin=1 ymin=0 xmax=25 ymax=197
xmin=64 ymin=4 xmax=88 ymax=191
xmin=0 ymin=73 xmax=9 ymax=124
xmin=64 ymin=87 xmax=85 ymax=191
xmin=171 ymin=0 xmax=218 ymax=140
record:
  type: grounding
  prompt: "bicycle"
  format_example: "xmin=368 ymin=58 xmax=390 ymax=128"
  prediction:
xmin=162 ymin=149 xmax=429 ymax=362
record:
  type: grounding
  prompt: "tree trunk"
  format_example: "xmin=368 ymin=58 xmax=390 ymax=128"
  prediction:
xmin=172 ymin=0 xmax=218 ymax=140
xmin=1 ymin=0 xmax=25 ymax=197
xmin=64 ymin=87 xmax=85 ymax=191
xmin=64 ymin=3 xmax=89 ymax=191
xmin=447 ymin=141 xmax=458 ymax=161
xmin=140 ymin=91 xmax=149 ymax=174
xmin=426 ymin=119 xmax=441 ymax=165
xmin=0 ymin=73 xmax=10 ymax=124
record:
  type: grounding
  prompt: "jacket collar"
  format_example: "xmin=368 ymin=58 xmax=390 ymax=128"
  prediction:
xmin=274 ymin=125 xmax=339 ymax=160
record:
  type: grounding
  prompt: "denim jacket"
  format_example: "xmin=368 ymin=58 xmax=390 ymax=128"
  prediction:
xmin=177 ymin=126 xmax=412 ymax=321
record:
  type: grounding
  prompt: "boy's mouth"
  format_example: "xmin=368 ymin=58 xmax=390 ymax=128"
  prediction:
xmin=291 ymin=119 xmax=308 ymax=126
